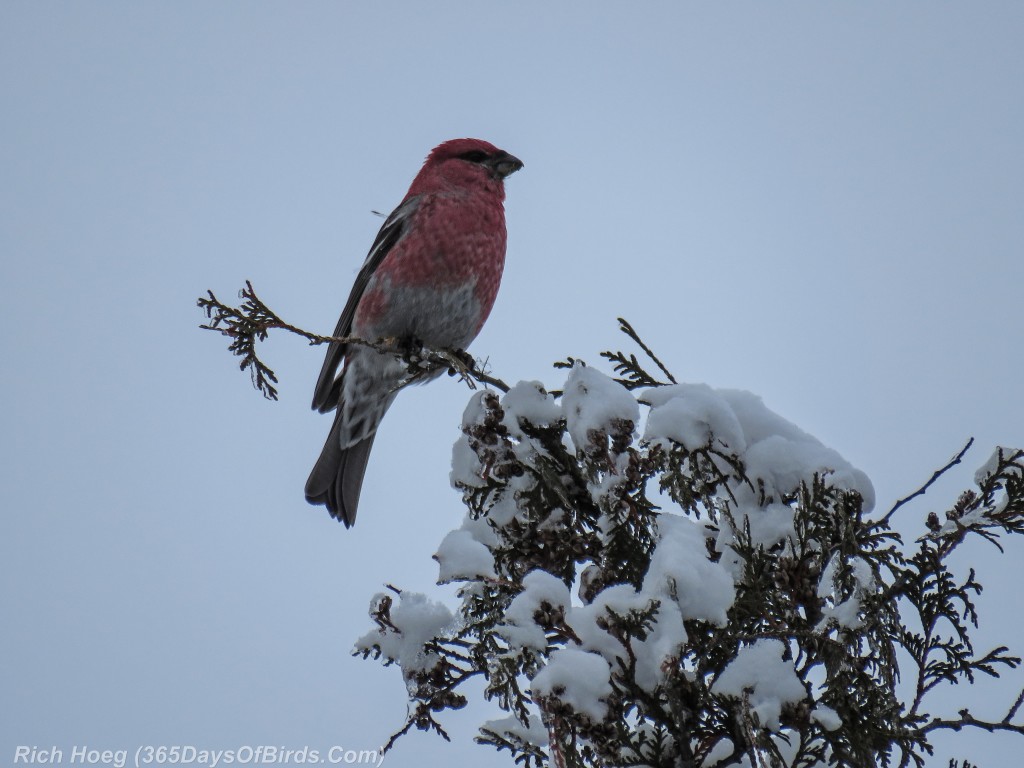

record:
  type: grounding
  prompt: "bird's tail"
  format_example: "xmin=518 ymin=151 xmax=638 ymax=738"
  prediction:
xmin=304 ymin=412 xmax=377 ymax=528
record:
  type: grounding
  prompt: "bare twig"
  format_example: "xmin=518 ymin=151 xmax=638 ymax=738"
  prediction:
xmin=881 ymin=438 xmax=975 ymax=524
xmin=1004 ymin=688 xmax=1024 ymax=724
xmin=924 ymin=707 xmax=1024 ymax=737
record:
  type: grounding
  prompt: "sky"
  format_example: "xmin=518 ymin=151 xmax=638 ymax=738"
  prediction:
xmin=2 ymin=2 xmax=1023 ymax=766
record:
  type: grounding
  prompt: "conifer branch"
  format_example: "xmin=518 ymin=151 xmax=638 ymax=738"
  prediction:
xmin=598 ymin=317 xmax=678 ymax=390
xmin=197 ymin=280 xmax=509 ymax=399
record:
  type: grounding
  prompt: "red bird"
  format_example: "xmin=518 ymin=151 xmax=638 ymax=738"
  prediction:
xmin=305 ymin=139 xmax=523 ymax=526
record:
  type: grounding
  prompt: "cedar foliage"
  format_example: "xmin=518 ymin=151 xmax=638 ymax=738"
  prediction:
xmin=357 ymin=322 xmax=1024 ymax=768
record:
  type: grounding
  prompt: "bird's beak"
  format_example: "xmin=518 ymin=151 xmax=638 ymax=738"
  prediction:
xmin=489 ymin=152 xmax=524 ymax=180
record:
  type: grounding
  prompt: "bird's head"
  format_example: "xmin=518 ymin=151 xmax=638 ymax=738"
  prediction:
xmin=412 ymin=138 xmax=524 ymax=194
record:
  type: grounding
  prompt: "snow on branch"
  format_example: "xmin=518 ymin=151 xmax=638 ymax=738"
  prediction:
xmin=354 ymin=321 xmax=1024 ymax=768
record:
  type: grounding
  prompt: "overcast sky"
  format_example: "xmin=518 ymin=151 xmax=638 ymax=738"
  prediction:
xmin=3 ymin=3 xmax=1023 ymax=766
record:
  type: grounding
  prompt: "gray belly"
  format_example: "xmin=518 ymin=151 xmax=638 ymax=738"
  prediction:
xmin=354 ymin=278 xmax=482 ymax=349
xmin=337 ymin=279 xmax=483 ymax=449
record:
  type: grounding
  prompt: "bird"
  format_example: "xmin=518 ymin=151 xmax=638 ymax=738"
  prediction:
xmin=305 ymin=138 xmax=523 ymax=527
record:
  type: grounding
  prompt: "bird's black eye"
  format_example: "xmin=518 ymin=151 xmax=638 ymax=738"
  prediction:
xmin=458 ymin=150 xmax=489 ymax=164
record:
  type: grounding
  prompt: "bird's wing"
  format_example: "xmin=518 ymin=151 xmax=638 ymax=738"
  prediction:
xmin=311 ymin=195 xmax=421 ymax=413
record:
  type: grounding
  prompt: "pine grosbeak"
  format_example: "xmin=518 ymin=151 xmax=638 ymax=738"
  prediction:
xmin=305 ymin=139 xmax=523 ymax=526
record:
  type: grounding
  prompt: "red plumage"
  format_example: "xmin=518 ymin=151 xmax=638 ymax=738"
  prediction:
xmin=305 ymin=139 xmax=523 ymax=527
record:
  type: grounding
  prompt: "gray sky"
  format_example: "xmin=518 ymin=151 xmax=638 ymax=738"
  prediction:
xmin=3 ymin=3 xmax=1023 ymax=766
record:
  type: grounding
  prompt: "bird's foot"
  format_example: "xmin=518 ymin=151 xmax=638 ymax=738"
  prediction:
xmin=446 ymin=348 xmax=476 ymax=374
xmin=380 ymin=338 xmax=482 ymax=389
xmin=397 ymin=335 xmax=427 ymax=365
xmin=442 ymin=348 xmax=480 ymax=387
xmin=379 ymin=335 xmax=429 ymax=368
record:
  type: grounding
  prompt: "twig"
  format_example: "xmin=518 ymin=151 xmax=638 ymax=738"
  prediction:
xmin=197 ymin=280 xmax=510 ymax=399
xmin=1004 ymin=688 xmax=1024 ymax=724
xmin=430 ymin=348 xmax=510 ymax=393
xmin=881 ymin=438 xmax=975 ymax=524
xmin=924 ymin=707 xmax=1024 ymax=736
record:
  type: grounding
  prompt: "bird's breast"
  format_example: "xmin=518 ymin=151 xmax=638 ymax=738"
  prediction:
xmin=352 ymin=192 xmax=507 ymax=348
